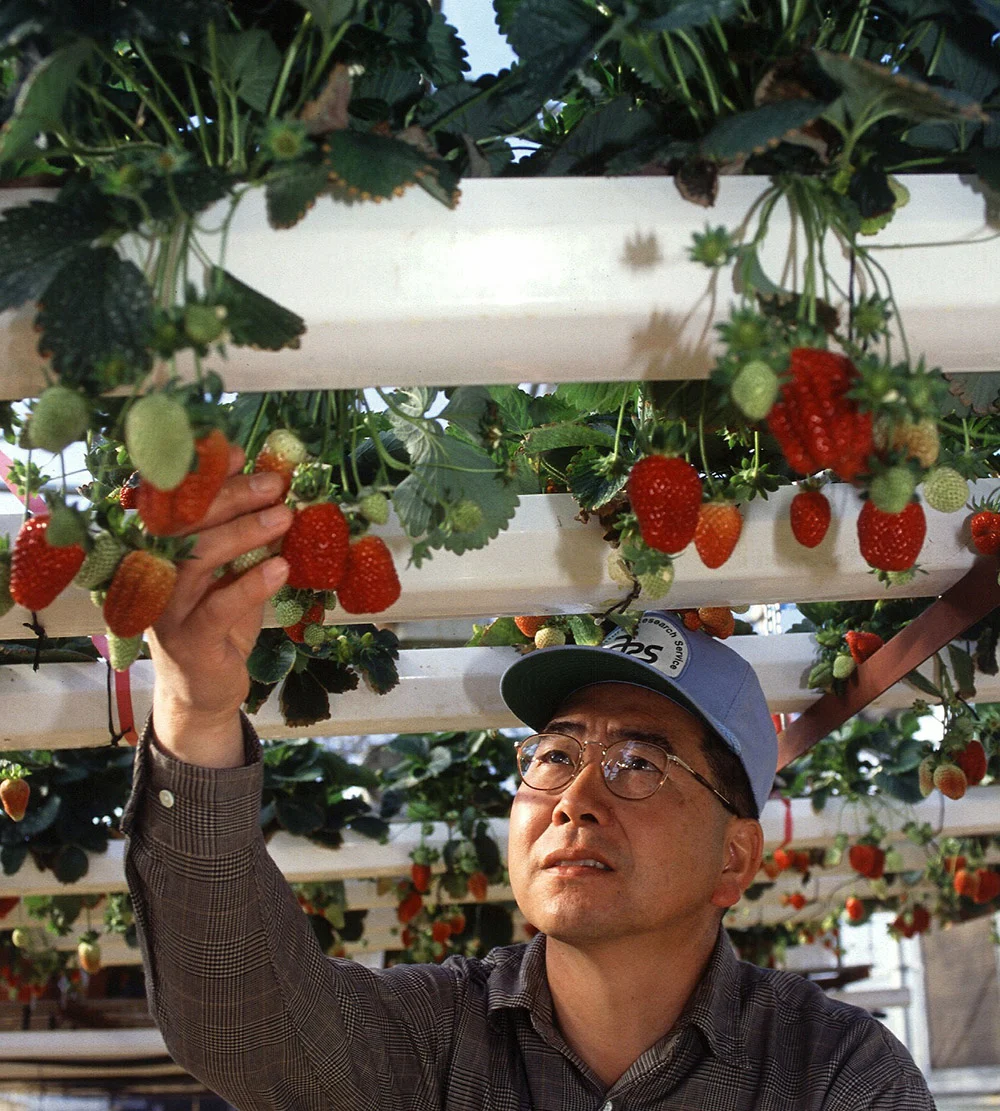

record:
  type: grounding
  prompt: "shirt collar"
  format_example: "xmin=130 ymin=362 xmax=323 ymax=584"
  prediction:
xmin=486 ymin=927 xmax=749 ymax=1067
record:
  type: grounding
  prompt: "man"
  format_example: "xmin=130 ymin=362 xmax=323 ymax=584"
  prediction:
xmin=124 ymin=452 xmax=936 ymax=1109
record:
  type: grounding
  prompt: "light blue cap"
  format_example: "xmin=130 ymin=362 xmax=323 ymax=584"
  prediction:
xmin=499 ymin=611 xmax=777 ymax=817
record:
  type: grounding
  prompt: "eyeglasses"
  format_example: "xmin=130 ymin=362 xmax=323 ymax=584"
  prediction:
xmin=515 ymin=732 xmax=739 ymax=815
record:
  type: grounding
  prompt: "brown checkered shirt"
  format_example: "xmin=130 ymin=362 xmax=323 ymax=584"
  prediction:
xmin=122 ymin=718 xmax=936 ymax=1110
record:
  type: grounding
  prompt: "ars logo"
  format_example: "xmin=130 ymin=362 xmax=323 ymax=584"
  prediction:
xmin=602 ymin=616 xmax=690 ymax=675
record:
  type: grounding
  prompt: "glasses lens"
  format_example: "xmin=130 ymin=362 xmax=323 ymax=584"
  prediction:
xmin=604 ymin=740 xmax=669 ymax=799
xmin=518 ymin=734 xmax=580 ymax=791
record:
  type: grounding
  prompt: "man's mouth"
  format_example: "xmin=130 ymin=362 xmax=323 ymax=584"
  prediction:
xmin=544 ymin=855 xmax=613 ymax=871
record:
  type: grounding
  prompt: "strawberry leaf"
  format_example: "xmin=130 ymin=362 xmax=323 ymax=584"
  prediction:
xmin=35 ymin=247 xmax=154 ymax=388
xmin=350 ymin=625 xmax=400 ymax=695
xmin=522 ymin=423 xmax=615 ymax=453
xmin=215 ymin=29 xmax=281 ymax=113
xmin=324 ymin=129 xmax=428 ymax=201
xmin=295 ymin=0 xmax=364 ymax=36
xmin=265 ymin=162 xmax=332 ymax=228
xmin=274 ymin=794 xmax=325 ymax=836
xmin=51 ymin=844 xmax=89 ymax=884
xmin=566 ymin=446 xmax=630 ymax=510
xmin=209 ymin=267 xmax=306 ymax=350
xmin=466 ymin=617 xmax=531 ymax=646
xmin=423 ymin=11 xmax=471 ymax=85
xmin=699 ymin=99 xmax=828 ymax=162
xmin=279 ymin=668 xmax=332 ymax=727
xmin=308 ymin=656 xmax=360 ymax=695
xmin=247 ymin=631 xmax=297 ymax=685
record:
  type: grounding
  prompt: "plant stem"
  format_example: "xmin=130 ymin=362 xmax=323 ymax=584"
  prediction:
xmin=182 ymin=61 xmax=213 ymax=165
xmin=269 ymin=13 xmax=312 ymax=118
xmin=99 ymin=48 xmax=180 ymax=148
xmin=207 ymin=23 xmax=227 ymax=166
xmin=132 ymin=39 xmax=192 ymax=143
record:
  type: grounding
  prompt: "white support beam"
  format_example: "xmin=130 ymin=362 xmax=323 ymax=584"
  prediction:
xmin=2 ymin=789 xmax=998 ymax=898
xmin=0 ymin=481 xmax=990 ymax=641
xmin=2 ymin=175 xmax=996 ymax=400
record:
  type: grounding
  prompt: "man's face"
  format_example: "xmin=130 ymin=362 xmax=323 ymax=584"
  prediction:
xmin=507 ymin=682 xmax=744 ymax=948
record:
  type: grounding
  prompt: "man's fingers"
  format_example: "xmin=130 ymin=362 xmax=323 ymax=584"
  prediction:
xmin=187 ymin=469 xmax=287 ymax=534
xmin=185 ymin=556 xmax=290 ymax=652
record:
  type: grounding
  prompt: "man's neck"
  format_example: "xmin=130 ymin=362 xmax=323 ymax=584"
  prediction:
xmin=543 ymin=920 xmax=721 ymax=1090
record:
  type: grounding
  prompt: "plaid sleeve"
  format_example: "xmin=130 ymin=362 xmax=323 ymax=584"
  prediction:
xmin=819 ymin=1020 xmax=937 ymax=1111
xmin=124 ymin=714 xmax=461 ymax=1110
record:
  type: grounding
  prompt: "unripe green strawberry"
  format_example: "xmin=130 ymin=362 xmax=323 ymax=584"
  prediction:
xmin=807 ymin=660 xmax=834 ymax=689
xmin=74 ymin=531 xmax=125 ymax=589
xmin=534 ymin=626 xmax=566 ymax=649
xmin=731 ymin=359 xmax=779 ymax=421
xmin=638 ymin=563 xmax=674 ymax=600
xmin=27 ymin=386 xmax=90 ymax=452
xmin=273 ymin=597 xmax=305 ymax=626
xmin=303 ymin=622 xmax=326 ymax=648
xmin=922 ymin=467 xmax=969 ymax=514
xmin=832 ymin=654 xmax=856 ymax=680
xmin=183 ymin=302 xmax=227 ymax=345
xmin=125 ymin=393 xmax=194 ymax=491
xmin=606 ymin=549 xmax=634 ymax=588
xmin=107 ymin=631 xmax=143 ymax=671
xmin=11 ymin=927 xmax=30 ymax=949
xmin=230 ymin=545 xmax=270 ymax=575
xmin=918 ymin=756 xmax=935 ymax=797
xmin=358 ymin=492 xmax=390 ymax=525
xmin=450 ymin=499 xmax=483 ymax=533
xmin=869 ymin=466 xmax=916 ymax=515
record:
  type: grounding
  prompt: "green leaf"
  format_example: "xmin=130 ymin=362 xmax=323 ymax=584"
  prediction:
xmin=1 ymin=844 xmax=27 ymax=875
xmin=215 ymin=30 xmax=281 ymax=112
xmin=942 ymin=372 xmax=1000 ymax=416
xmin=16 ymin=792 xmax=59 ymax=837
xmin=247 ymin=633 xmax=297 ymax=685
xmin=348 ymin=814 xmax=388 ymax=841
xmin=353 ymin=630 xmax=400 ymax=695
xmin=872 ymin=769 xmax=924 ymax=805
xmin=467 ymin=617 xmax=531 ymax=646
xmin=430 ymin=439 xmax=521 ymax=556
xmin=295 ymin=0 xmax=363 ymax=35
xmin=245 ymin=678 xmax=278 ymax=715
xmin=439 ymin=386 xmax=494 ymax=439
xmin=141 ymin=167 xmax=233 ymax=222
xmin=0 ymin=39 xmax=94 ymax=169
xmin=566 ymin=446 xmax=630 ymax=510
xmin=279 ymin=669 xmax=332 ymax=727
xmin=265 ymin=162 xmax=332 ymax=229
xmin=339 ymin=907 xmax=368 ymax=940
xmin=324 ymin=129 xmax=428 ymax=201
xmin=699 ymin=99 xmax=828 ymax=162
xmin=308 ymin=656 xmax=360 ymax=695
xmin=542 ymin=97 xmax=658 ymax=175
xmin=52 ymin=844 xmax=89 ymax=884
xmin=35 ymin=247 xmax=153 ymax=388
xmin=522 ymin=423 xmax=615 ymax=453
xmin=815 ymin=50 xmax=989 ymax=126
xmin=946 ymin=643 xmax=976 ymax=700
xmin=352 ymin=67 xmax=424 ymax=116
xmin=553 ymin=381 xmax=632 ymax=413
xmin=633 ymin=0 xmax=737 ymax=30
xmin=903 ymin=668 xmax=942 ymax=698
xmin=566 ymin=613 xmax=602 ymax=645
xmin=0 ymin=195 xmax=107 ymax=312
xmin=209 ymin=267 xmax=305 ymax=350
xmin=507 ymin=0 xmax=609 ymax=81
xmin=423 ymin=11 xmax=471 ymax=85
xmin=275 ymin=795 xmax=325 ymax=836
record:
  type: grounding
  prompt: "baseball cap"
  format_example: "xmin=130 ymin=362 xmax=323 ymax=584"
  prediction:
xmin=499 ymin=610 xmax=777 ymax=817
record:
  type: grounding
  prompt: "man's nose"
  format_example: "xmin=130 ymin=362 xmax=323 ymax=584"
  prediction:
xmin=550 ymin=748 xmax=611 ymax=825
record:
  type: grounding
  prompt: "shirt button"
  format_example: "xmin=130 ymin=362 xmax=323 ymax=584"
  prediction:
xmin=599 ymin=1102 xmax=613 ymax=1111
xmin=158 ymin=789 xmax=175 ymax=809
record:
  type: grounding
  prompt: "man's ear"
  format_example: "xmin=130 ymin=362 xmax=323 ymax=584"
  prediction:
xmin=709 ymin=819 xmax=764 ymax=910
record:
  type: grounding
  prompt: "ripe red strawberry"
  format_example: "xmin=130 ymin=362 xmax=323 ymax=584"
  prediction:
xmin=973 ymin=868 xmax=1000 ymax=904
xmin=955 ymin=740 xmax=987 ymax=786
xmin=969 ymin=508 xmax=1000 ymax=555
xmin=761 ymin=856 xmax=782 ymax=880
xmin=411 ymin=862 xmax=432 ymax=894
xmin=396 ymin=891 xmax=423 ymax=924
xmin=9 ymin=515 xmax=86 ymax=611
xmin=253 ymin=429 xmax=308 ymax=497
xmin=697 ymin=606 xmax=735 ymax=639
xmin=844 ymin=630 xmax=884 ymax=664
xmin=136 ymin=428 xmax=230 ymax=535
xmin=431 ymin=920 xmax=452 ymax=943
xmin=119 ymin=474 xmax=140 ymax=509
xmin=694 ymin=502 xmax=742 ymax=568
xmin=953 ymin=868 xmax=979 ymax=899
xmin=784 ymin=891 xmax=807 ymax=910
xmin=627 ymin=455 xmax=703 ymax=554
xmin=848 ymin=843 xmax=885 ymax=879
xmin=789 ymin=488 xmax=831 ymax=548
xmin=467 ymin=871 xmax=489 ymax=901
xmin=932 ymin=762 xmax=967 ymax=800
xmin=0 ymin=777 xmax=30 ymax=822
xmin=856 ymin=500 xmax=926 ymax=571
xmin=514 ymin=615 xmax=546 ymax=637
xmin=336 ymin=535 xmax=401 ymax=614
xmin=448 ymin=912 xmax=466 ymax=935
xmin=893 ymin=904 xmax=931 ymax=938
xmin=103 ymin=550 xmax=178 ymax=637
xmin=772 ymin=848 xmax=792 ymax=871
xmin=944 ymin=854 xmax=966 ymax=875
xmin=283 ymin=601 xmax=324 ymax=644
xmin=767 ymin=348 xmax=873 ymax=481
xmin=844 ymin=896 xmax=865 ymax=922
xmin=282 ymin=502 xmax=350 ymax=590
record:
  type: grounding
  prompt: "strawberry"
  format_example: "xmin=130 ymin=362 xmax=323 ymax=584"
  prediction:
xmin=358 ymin=491 xmax=390 ymax=525
xmin=761 ymin=856 xmax=782 ymax=880
xmin=844 ymin=630 xmax=884 ymax=664
xmin=0 ymin=896 xmax=18 ymax=919
xmin=922 ymin=467 xmax=968 ymax=514
xmin=694 ymin=502 xmax=742 ymax=568
xmin=27 ymin=386 xmax=90 ymax=453
xmin=953 ymin=868 xmax=979 ymax=899
xmin=970 ymin=507 xmax=1000 ymax=555
xmin=944 ymin=855 xmax=966 ymax=875
xmin=119 ymin=474 xmax=140 ymax=509
xmin=789 ymin=488 xmax=831 ymax=548
xmin=411 ymin=862 xmax=432 ymax=894
xmin=832 ymin=654 xmax=856 ymax=680
xmin=932 ymin=762 xmax=967 ymax=800
xmin=514 ymin=615 xmax=547 ymax=638
xmin=448 ymin=912 xmax=466 ymax=935
xmin=697 ymin=606 xmax=735 ymax=639
xmin=137 ymin=428 xmax=230 ymax=535
xmin=767 ymin=348 xmax=873 ymax=481
xmin=534 ymin=626 xmax=566 ymax=649
xmin=785 ymin=892 xmax=807 ymax=910
xmin=283 ymin=502 xmax=350 ymax=591
xmin=892 ymin=904 xmax=931 ymax=938
xmin=283 ymin=601 xmax=324 ymax=644
xmin=103 ymin=549 xmax=178 ymax=638
xmin=918 ymin=756 xmax=935 ymax=797
xmin=848 ymin=843 xmax=885 ymax=879
xmin=336 ymin=535 xmax=401 ymax=614
xmin=125 ymin=393 xmax=195 ymax=491
xmin=681 ymin=609 xmax=702 ymax=631
xmin=431 ymin=920 xmax=452 ymax=943
xmin=730 ymin=359 xmax=779 ymax=421
xmin=627 ymin=455 xmax=703 ymax=554
xmin=396 ymin=891 xmax=423 ymax=925
xmin=107 ymin=631 xmax=143 ymax=672
xmin=856 ymin=500 xmax=926 ymax=571
xmin=467 ymin=871 xmax=489 ymax=901
xmin=973 ymin=868 xmax=1000 ymax=904
xmin=77 ymin=940 xmax=102 ymax=975
xmin=74 ymin=531 xmax=125 ymax=590
xmin=9 ymin=515 xmax=86 ymax=611
xmin=1 ymin=777 xmax=29 ymax=822
xmin=772 ymin=848 xmax=792 ymax=871
xmin=955 ymin=740 xmax=987 ymax=786
xmin=884 ymin=417 xmax=939 ymax=468
xmin=253 ymin=429 xmax=309 ymax=497
xmin=844 ymin=896 xmax=866 ymax=922
xmin=868 ymin=466 xmax=916 ymax=516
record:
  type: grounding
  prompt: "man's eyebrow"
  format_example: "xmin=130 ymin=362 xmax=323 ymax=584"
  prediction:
xmin=541 ymin=721 xmax=677 ymax=752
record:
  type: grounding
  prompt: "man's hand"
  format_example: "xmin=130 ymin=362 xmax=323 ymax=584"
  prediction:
xmin=147 ymin=447 xmax=293 ymax=767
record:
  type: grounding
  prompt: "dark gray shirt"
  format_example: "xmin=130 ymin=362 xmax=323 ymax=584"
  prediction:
xmin=122 ymin=719 xmax=936 ymax=1110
